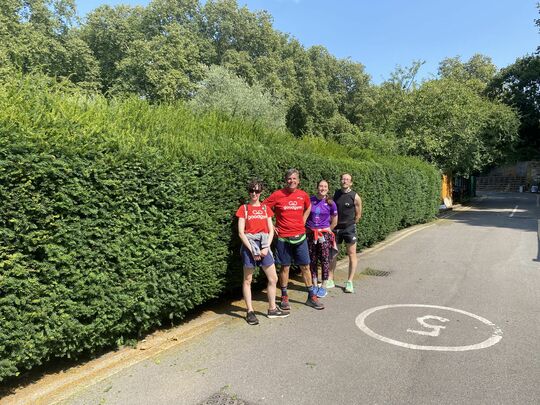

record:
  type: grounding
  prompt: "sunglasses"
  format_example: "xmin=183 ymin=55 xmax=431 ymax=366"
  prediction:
xmin=249 ymin=189 xmax=262 ymax=194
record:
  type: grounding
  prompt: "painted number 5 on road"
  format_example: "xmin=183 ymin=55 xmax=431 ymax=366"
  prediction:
xmin=407 ymin=315 xmax=450 ymax=337
xmin=355 ymin=304 xmax=503 ymax=352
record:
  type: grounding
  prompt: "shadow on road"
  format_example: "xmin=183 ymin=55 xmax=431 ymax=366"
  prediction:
xmin=450 ymin=192 xmax=540 ymax=262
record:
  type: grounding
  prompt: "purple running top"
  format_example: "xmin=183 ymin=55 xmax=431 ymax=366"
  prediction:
xmin=305 ymin=195 xmax=337 ymax=229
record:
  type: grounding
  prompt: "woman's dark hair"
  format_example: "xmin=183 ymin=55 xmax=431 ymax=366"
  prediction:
xmin=318 ymin=179 xmax=333 ymax=205
xmin=247 ymin=179 xmax=264 ymax=193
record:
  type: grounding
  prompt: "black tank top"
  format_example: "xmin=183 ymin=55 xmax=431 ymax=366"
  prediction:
xmin=333 ymin=189 xmax=356 ymax=229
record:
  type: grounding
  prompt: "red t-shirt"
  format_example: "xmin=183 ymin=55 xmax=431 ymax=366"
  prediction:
xmin=263 ymin=188 xmax=310 ymax=237
xmin=235 ymin=204 xmax=274 ymax=234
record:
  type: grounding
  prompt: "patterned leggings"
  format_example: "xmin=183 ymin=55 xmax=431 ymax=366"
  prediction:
xmin=307 ymin=231 xmax=332 ymax=281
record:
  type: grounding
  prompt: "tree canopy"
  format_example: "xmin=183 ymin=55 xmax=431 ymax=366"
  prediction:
xmin=438 ymin=54 xmax=497 ymax=93
xmin=487 ymin=55 xmax=540 ymax=159
xmin=189 ymin=65 xmax=287 ymax=130
xmin=0 ymin=0 xmax=532 ymax=174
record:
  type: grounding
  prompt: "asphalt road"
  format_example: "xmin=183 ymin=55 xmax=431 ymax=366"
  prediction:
xmin=65 ymin=192 xmax=540 ymax=405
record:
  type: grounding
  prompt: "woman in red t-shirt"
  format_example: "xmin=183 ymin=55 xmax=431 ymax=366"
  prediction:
xmin=236 ymin=180 xmax=289 ymax=325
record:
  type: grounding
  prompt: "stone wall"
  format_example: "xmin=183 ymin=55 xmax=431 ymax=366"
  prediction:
xmin=486 ymin=161 xmax=540 ymax=186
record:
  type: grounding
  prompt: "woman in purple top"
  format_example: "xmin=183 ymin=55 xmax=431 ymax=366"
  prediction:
xmin=305 ymin=180 xmax=338 ymax=298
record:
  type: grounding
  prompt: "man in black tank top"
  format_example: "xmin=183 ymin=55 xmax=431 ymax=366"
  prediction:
xmin=329 ymin=173 xmax=362 ymax=293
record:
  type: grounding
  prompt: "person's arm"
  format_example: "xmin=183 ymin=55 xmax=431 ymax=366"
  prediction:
xmin=262 ymin=192 xmax=275 ymax=209
xmin=303 ymin=204 xmax=311 ymax=225
xmin=263 ymin=193 xmax=278 ymax=235
xmin=265 ymin=196 xmax=279 ymax=236
xmin=330 ymin=213 xmax=338 ymax=231
xmin=238 ymin=217 xmax=259 ymax=260
xmin=329 ymin=201 xmax=338 ymax=231
xmin=302 ymin=193 xmax=311 ymax=225
xmin=267 ymin=216 xmax=274 ymax=243
xmin=354 ymin=194 xmax=362 ymax=223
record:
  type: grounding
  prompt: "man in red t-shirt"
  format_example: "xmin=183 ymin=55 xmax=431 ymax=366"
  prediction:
xmin=264 ymin=169 xmax=324 ymax=311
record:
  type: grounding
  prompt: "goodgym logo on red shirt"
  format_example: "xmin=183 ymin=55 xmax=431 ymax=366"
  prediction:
xmin=263 ymin=188 xmax=310 ymax=237
xmin=283 ymin=198 xmax=304 ymax=210
xmin=248 ymin=209 xmax=267 ymax=220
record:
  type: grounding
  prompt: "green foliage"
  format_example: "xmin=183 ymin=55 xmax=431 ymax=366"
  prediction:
xmin=0 ymin=0 xmax=100 ymax=88
xmin=75 ymin=0 xmax=371 ymax=137
xmin=354 ymin=81 xmax=408 ymax=135
xmin=438 ymin=54 xmax=497 ymax=92
xmin=395 ymin=79 xmax=519 ymax=174
xmin=487 ymin=55 xmax=540 ymax=160
xmin=78 ymin=5 xmax=146 ymax=93
xmin=112 ymin=24 xmax=206 ymax=101
xmin=0 ymin=74 xmax=440 ymax=381
xmin=332 ymin=131 xmax=400 ymax=156
xmin=189 ymin=65 xmax=287 ymax=130
xmin=356 ymin=71 xmax=520 ymax=175
xmin=387 ymin=60 xmax=425 ymax=91
xmin=0 ymin=0 xmax=529 ymax=170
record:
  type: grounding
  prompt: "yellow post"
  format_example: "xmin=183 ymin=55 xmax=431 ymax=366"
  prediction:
xmin=441 ymin=173 xmax=453 ymax=207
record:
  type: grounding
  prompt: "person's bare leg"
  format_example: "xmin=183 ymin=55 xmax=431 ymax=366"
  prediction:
xmin=279 ymin=265 xmax=290 ymax=290
xmin=347 ymin=242 xmax=357 ymax=281
xmin=300 ymin=264 xmax=313 ymax=287
xmin=242 ymin=267 xmax=255 ymax=312
xmin=329 ymin=255 xmax=337 ymax=282
xmin=262 ymin=264 xmax=278 ymax=310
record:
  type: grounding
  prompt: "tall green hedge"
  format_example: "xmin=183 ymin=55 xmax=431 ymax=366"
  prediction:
xmin=0 ymin=75 xmax=440 ymax=381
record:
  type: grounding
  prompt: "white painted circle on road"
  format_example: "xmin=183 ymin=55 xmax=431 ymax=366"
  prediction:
xmin=355 ymin=304 xmax=503 ymax=351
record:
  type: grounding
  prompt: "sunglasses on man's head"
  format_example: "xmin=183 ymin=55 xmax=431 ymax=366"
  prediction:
xmin=249 ymin=189 xmax=262 ymax=194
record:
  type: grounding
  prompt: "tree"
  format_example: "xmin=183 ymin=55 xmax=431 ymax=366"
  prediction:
xmin=353 ymin=61 xmax=423 ymax=134
xmin=388 ymin=60 xmax=425 ymax=91
xmin=189 ymin=65 xmax=287 ymax=131
xmin=0 ymin=0 xmax=99 ymax=87
xmin=141 ymin=0 xmax=215 ymax=67
xmin=201 ymin=0 xmax=278 ymax=66
xmin=487 ymin=55 xmax=540 ymax=159
xmin=111 ymin=23 xmax=207 ymax=101
xmin=438 ymin=54 xmax=497 ymax=93
xmin=81 ymin=1 xmax=213 ymax=101
xmin=76 ymin=0 xmax=371 ymax=137
xmin=277 ymin=44 xmax=369 ymax=137
xmin=395 ymin=79 xmax=519 ymax=174
xmin=79 ymin=5 xmax=145 ymax=93
xmin=331 ymin=58 xmax=371 ymax=124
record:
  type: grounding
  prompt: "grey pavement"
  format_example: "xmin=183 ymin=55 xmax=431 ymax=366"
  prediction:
xmin=64 ymin=192 xmax=540 ymax=405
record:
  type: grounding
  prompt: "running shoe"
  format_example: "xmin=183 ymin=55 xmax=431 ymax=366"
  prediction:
xmin=246 ymin=311 xmax=259 ymax=325
xmin=311 ymin=285 xmax=319 ymax=297
xmin=344 ymin=281 xmax=354 ymax=293
xmin=316 ymin=286 xmax=327 ymax=298
xmin=326 ymin=279 xmax=335 ymax=289
xmin=279 ymin=295 xmax=291 ymax=311
xmin=267 ymin=307 xmax=290 ymax=318
xmin=306 ymin=295 xmax=325 ymax=310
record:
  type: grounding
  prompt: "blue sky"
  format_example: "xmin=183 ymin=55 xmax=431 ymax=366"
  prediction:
xmin=75 ymin=0 xmax=539 ymax=83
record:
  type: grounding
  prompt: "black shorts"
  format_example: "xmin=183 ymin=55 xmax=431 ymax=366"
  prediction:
xmin=334 ymin=223 xmax=357 ymax=245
